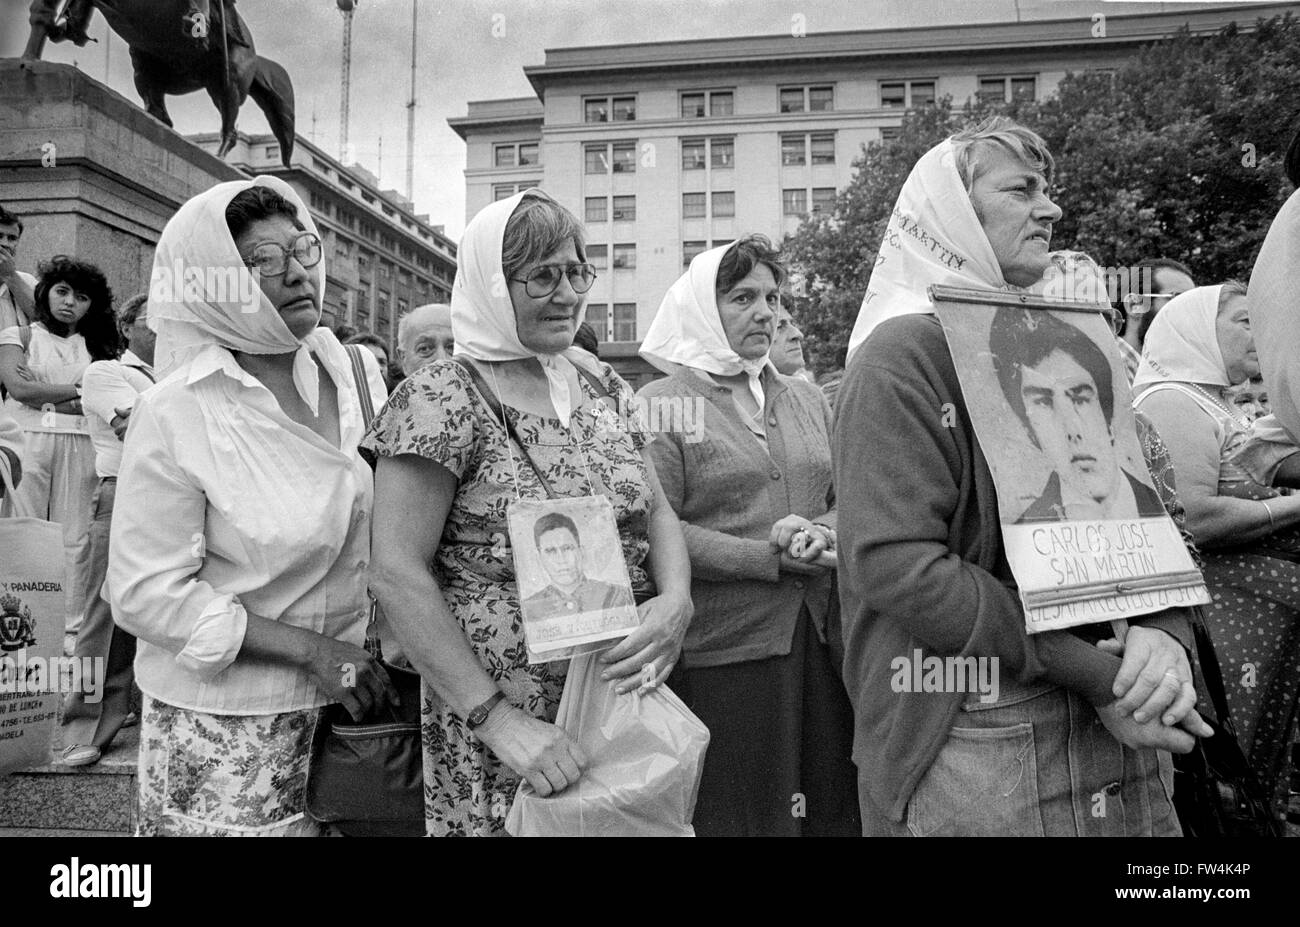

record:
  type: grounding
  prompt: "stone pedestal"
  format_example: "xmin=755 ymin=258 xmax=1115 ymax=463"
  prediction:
xmin=0 ymin=59 xmax=246 ymax=305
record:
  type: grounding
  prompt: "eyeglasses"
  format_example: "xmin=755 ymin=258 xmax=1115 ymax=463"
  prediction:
xmin=510 ymin=263 xmax=597 ymax=299
xmin=244 ymin=232 xmax=323 ymax=277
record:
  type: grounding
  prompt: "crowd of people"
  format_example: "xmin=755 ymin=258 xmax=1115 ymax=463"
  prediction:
xmin=1 ymin=113 xmax=1298 ymax=836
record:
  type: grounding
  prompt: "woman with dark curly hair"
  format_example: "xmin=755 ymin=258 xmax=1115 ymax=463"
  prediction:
xmin=0 ymin=256 xmax=119 ymax=635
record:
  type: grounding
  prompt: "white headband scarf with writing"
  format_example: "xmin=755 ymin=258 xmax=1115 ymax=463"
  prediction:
xmin=147 ymin=175 xmax=327 ymax=413
xmin=450 ymin=190 xmax=591 ymax=427
xmin=846 ymin=139 xmax=1099 ymax=361
xmin=1250 ymin=189 xmax=1300 ymax=443
xmin=1132 ymin=286 xmax=1228 ymax=393
xmin=640 ymin=241 xmax=771 ymax=411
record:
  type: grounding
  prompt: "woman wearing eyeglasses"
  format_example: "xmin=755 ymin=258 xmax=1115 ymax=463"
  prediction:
xmin=363 ymin=189 xmax=693 ymax=836
xmin=107 ymin=178 xmax=396 ymax=835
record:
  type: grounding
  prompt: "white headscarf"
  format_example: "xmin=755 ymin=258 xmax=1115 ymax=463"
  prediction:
xmin=639 ymin=241 xmax=771 ymax=411
xmin=846 ymin=138 xmax=1099 ymax=360
xmin=147 ymin=175 xmax=328 ymax=412
xmin=1131 ymin=286 xmax=1228 ymax=392
xmin=451 ymin=190 xmax=590 ymax=427
xmin=1249 ymin=189 xmax=1300 ymax=442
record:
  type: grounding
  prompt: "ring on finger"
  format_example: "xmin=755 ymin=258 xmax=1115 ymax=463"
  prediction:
xmin=1162 ymin=670 xmax=1184 ymax=685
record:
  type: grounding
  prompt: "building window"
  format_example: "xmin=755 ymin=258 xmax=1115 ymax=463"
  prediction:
xmin=880 ymin=79 xmax=936 ymax=108
xmin=397 ymin=298 xmax=409 ymax=316
xmin=585 ymin=197 xmax=608 ymax=223
xmin=613 ymin=303 xmax=637 ymax=342
xmin=683 ymin=240 xmax=707 ymax=267
xmin=588 ymin=244 xmax=608 ymax=270
xmin=682 ymin=139 xmax=706 ymax=170
xmin=265 ymin=145 xmax=279 ymax=159
xmin=810 ymin=133 xmax=835 ymax=165
xmin=682 ymin=193 xmax=707 ymax=219
xmin=584 ymin=95 xmax=636 ymax=123
xmin=880 ymin=126 xmax=901 ymax=142
xmin=494 ymin=142 xmax=539 ymax=169
xmin=585 ymin=303 xmax=609 ymax=341
xmin=811 ymin=187 xmax=836 ymax=214
xmin=781 ymin=85 xmax=834 ymax=113
xmin=782 ymin=188 xmax=807 ymax=216
xmin=585 ymin=145 xmax=608 ymax=174
xmin=681 ymin=89 xmax=734 ymax=118
xmin=612 ymin=195 xmax=636 ymax=221
xmin=312 ymin=158 xmax=332 ymax=176
xmin=979 ymin=75 xmax=1037 ymax=104
xmin=781 ymin=135 xmax=806 ymax=166
xmin=711 ymin=137 xmax=734 ymax=169
xmin=493 ymin=180 xmax=539 ymax=201
xmin=712 ymin=191 xmax=735 ymax=218
xmin=611 ymin=142 xmax=636 ymax=173
xmin=379 ymin=262 xmax=391 ymax=279
xmin=612 ymin=244 xmax=636 ymax=269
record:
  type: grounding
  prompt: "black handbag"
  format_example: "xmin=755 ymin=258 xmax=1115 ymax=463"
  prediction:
xmin=1172 ymin=607 xmax=1283 ymax=837
xmin=302 ymin=346 xmax=426 ymax=836
xmin=304 ymin=654 xmax=425 ymax=837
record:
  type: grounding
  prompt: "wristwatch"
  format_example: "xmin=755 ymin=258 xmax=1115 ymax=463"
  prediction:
xmin=465 ymin=690 xmax=506 ymax=730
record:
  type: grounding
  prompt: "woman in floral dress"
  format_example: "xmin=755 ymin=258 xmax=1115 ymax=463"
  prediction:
xmin=364 ymin=190 xmax=692 ymax=836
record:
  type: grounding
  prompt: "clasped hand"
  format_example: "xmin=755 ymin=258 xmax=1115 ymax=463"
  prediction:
xmin=770 ymin=514 xmax=835 ymax=574
xmin=1094 ymin=626 xmax=1213 ymax=754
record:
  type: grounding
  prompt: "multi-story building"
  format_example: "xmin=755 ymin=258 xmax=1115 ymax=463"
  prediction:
xmin=449 ymin=1 xmax=1298 ymax=383
xmin=189 ymin=131 xmax=458 ymax=351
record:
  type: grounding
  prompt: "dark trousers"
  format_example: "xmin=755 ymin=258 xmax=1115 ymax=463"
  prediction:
xmin=61 ymin=477 xmax=136 ymax=749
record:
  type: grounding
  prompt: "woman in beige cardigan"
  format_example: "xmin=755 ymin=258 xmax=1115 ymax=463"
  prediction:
xmin=636 ymin=235 xmax=859 ymax=837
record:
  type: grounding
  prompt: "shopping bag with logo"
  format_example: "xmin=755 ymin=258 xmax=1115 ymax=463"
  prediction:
xmin=505 ymin=650 xmax=710 ymax=836
xmin=0 ymin=518 xmax=65 ymax=774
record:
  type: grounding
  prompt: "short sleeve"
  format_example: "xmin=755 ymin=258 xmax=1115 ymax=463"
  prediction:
xmin=0 ymin=326 xmax=22 ymax=349
xmin=601 ymin=362 xmax=651 ymax=452
xmin=359 ymin=359 xmax=483 ymax=479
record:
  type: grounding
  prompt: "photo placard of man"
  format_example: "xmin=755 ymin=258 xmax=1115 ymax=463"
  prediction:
xmin=522 ymin=512 xmax=634 ymax=619
xmin=990 ymin=308 xmax=1165 ymax=523
xmin=0 ymin=206 xmax=36 ymax=332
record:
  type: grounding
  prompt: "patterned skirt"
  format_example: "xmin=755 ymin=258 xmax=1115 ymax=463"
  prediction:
xmin=136 ymin=694 xmax=330 ymax=837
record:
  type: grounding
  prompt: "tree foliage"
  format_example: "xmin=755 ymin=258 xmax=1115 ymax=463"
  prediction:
xmin=785 ymin=14 xmax=1300 ymax=373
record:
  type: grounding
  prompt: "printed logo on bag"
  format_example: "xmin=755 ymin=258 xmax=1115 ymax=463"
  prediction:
xmin=0 ymin=593 xmax=37 ymax=652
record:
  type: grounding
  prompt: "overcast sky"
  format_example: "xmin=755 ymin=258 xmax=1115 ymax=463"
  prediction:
xmin=0 ymin=0 xmax=1278 ymax=237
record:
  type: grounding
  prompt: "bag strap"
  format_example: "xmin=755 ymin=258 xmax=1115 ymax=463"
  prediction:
xmin=344 ymin=344 xmax=376 ymax=427
xmin=451 ymin=357 xmax=558 ymax=499
xmin=1188 ymin=605 xmax=1240 ymax=739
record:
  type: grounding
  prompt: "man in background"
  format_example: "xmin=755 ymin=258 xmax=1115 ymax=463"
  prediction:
xmin=0 ymin=206 xmax=36 ymax=332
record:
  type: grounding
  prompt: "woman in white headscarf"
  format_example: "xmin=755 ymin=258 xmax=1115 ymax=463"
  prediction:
xmin=636 ymin=234 xmax=859 ymax=837
xmin=107 ymin=177 xmax=395 ymax=836
xmin=1134 ymin=282 xmax=1300 ymax=822
xmin=837 ymin=116 xmax=1209 ymax=837
xmin=363 ymin=189 xmax=692 ymax=837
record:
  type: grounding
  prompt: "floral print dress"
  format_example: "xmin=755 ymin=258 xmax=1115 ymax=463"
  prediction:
xmin=361 ymin=359 xmax=652 ymax=836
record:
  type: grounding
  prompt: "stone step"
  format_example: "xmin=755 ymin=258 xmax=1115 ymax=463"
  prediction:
xmin=0 ymin=719 xmax=138 ymax=835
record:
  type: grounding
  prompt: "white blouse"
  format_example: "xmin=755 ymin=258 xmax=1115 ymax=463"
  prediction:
xmin=0 ymin=323 xmax=91 ymax=434
xmin=107 ymin=331 xmax=387 ymax=714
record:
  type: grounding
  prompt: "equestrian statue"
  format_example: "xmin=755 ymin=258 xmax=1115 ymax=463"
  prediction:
xmin=23 ymin=0 xmax=296 ymax=167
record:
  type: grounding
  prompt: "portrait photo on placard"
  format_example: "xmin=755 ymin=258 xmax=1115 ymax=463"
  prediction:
xmin=935 ymin=296 xmax=1208 ymax=632
xmin=950 ymin=305 xmax=1160 ymax=524
xmin=507 ymin=495 xmax=639 ymax=663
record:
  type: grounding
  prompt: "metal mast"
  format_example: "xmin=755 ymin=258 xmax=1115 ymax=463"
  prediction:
xmin=405 ymin=0 xmax=417 ymax=202
xmin=338 ymin=1 xmax=356 ymax=162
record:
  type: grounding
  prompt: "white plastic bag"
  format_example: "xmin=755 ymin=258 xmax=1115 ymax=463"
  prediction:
xmin=505 ymin=652 xmax=710 ymax=836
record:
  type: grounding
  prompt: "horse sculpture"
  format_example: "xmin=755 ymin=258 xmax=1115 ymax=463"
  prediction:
xmin=23 ymin=0 xmax=295 ymax=167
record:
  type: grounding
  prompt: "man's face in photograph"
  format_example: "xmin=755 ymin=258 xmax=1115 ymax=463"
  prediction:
xmin=1019 ymin=348 xmax=1118 ymax=505
xmin=537 ymin=526 xmax=583 ymax=589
